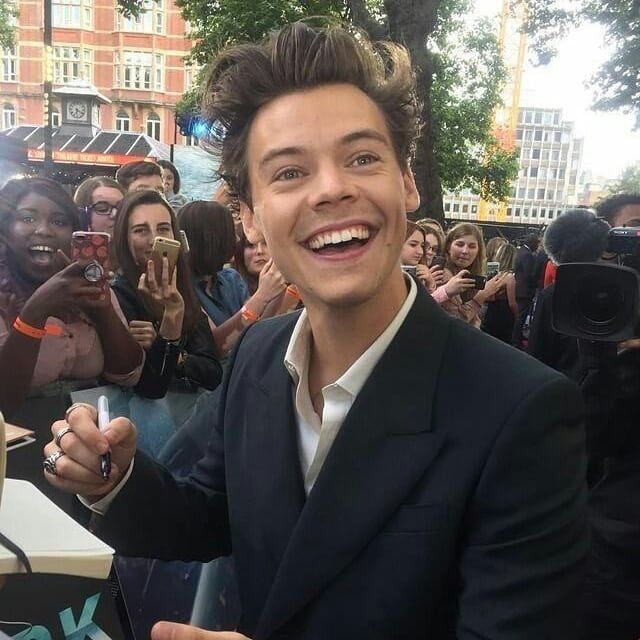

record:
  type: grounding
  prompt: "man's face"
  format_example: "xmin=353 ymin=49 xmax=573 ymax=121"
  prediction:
xmin=128 ymin=173 xmax=164 ymax=194
xmin=612 ymin=204 xmax=640 ymax=228
xmin=245 ymin=83 xmax=419 ymax=310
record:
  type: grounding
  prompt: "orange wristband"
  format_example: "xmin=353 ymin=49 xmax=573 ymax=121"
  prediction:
xmin=13 ymin=316 xmax=46 ymax=340
xmin=241 ymin=305 xmax=260 ymax=324
xmin=285 ymin=285 xmax=300 ymax=300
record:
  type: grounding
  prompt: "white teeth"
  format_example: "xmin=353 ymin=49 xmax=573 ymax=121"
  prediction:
xmin=307 ymin=225 xmax=371 ymax=250
xmin=30 ymin=246 xmax=55 ymax=253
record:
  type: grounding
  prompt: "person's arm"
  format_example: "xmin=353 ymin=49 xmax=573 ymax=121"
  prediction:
xmin=91 ymin=290 xmax=143 ymax=381
xmin=456 ymin=375 xmax=589 ymax=638
xmin=0 ymin=312 xmax=42 ymax=416
xmin=208 ymin=261 xmax=286 ymax=356
xmin=506 ymin=273 xmax=517 ymax=315
xmin=176 ymin=312 xmax=223 ymax=391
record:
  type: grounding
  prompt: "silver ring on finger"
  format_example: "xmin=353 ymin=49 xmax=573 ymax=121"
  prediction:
xmin=55 ymin=425 xmax=74 ymax=449
xmin=65 ymin=402 xmax=94 ymax=422
xmin=43 ymin=450 xmax=66 ymax=476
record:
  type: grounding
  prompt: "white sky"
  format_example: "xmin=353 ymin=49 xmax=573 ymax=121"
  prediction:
xmin=472 ymin=0 xmax=640 ymax=180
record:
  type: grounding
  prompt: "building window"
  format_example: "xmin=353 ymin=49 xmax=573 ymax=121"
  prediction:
xmin=116 ymin=51 xmax=164 ymax=90
xmin=146 ymin=112 xmax=160 ymax=140
xmin=532 ymin=149 xmax=540 ymax=160
xmin=548 ymin=209 xmax=554 ymax=219
xmin=532 ymin=208 xmax=538 ymax=217
xmin=115 ymin=110 xmax=131 ymax=131
xmin=184 ymin=65 xmax=202 ymax=92
xmin=117 ymin=0 xmax=164 ymax=34
xmin=524 ymin=130 xmax=532 ymax=141
xmin=2 ymin=104 xmax=16 ymax=129
xmin=184 ymin=134 xmax=197 ymax=146
xmin=53 ymin=0 xmax=92 ymax=28
xmin=534 ymin=129 xmax=543 ymax=142
xmin=530 ymin=167 xmax=538 ymax=178
xmin=53 ymin=46 xmax=91 ymax=83
xmin=462 ymin=204 xmax=469 ymax=213
xmin=471 ymin=205 xmax=477 ymax=214
xmin=444 ymin=202 xmax=451 ymax=212
xmin=554 ymin=131 xmax=562 ymax=143
xmin=452 ymin=203 xmax=459 ymax=213
xmin=2 ymin=47 xmax=17 ymax=82
xmin=507 ymin=207 xmax=512 ymax=217
xmin=534 ymin=111 xmax=542 ymax=124
xmin=515 ymin=207 xmax=521 ymax=217
xmin=51 ymin=108 xmax=60 ymax=127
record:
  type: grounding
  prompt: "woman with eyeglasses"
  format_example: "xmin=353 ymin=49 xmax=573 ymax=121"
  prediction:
xmin=74 ymin=176 xmax=124 ymax=235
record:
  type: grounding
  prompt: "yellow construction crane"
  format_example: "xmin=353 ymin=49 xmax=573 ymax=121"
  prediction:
xmin=477 ymin=0 xmax=528 ymax=222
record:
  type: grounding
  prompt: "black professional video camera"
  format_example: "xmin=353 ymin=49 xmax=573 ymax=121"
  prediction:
xmin=552 ymin=227 xmax=640 ymax=345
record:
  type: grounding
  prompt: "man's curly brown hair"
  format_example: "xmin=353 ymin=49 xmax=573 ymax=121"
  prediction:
xmin=201 ymin=21 xmax=421 ymax=207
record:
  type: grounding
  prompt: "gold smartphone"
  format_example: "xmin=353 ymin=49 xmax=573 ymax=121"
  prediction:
xmin=151 ymin=236 xmax=181 ymax=280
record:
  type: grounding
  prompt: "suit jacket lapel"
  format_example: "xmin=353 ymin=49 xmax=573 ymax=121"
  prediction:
xmin=256 ymin=288 xmax=451 ymax=639
xmin=226 ymin=325 xmax=306 ymax=594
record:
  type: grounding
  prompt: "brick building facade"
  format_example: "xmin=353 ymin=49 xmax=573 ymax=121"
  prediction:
xmin=1 ymin=0 xmax=195 ymax=146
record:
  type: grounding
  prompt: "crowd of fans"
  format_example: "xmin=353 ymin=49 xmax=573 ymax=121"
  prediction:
xmin=1 ymin=152 xmax=639 ymax=635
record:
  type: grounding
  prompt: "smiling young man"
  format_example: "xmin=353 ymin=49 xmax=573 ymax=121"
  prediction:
xmin=45 ymin=22 xmax=589 ymax=640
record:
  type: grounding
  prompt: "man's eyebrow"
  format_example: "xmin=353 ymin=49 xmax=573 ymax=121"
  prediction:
xmin=258 ymin=129 xmax=391 ymax=169
xmin=340 ymin=129 xmax=391 ymax=147
xmin=259 ymin=146 xmax=304 ymax=169
xmin=130 ymin=223 xmax=150 ymax=229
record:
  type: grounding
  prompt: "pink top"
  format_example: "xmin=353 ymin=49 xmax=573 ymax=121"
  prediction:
xmin=0 ymin=289 xmax=142 ymax=389
xmin=431 ymin=285 xmax=449 ymax=305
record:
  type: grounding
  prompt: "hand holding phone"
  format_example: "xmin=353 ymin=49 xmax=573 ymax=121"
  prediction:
xmin=151 ymin=236 xmax=181 ymax=282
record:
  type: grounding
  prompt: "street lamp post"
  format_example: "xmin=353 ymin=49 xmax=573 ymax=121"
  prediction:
xmin=43 ymin=0 xmax=53 ymax=177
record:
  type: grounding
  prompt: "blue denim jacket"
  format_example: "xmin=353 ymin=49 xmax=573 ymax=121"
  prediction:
xmin=195 ymin=268 xmax=249 ymax=327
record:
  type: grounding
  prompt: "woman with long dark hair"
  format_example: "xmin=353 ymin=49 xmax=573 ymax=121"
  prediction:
xmin=0 ymin=177 xmax=142 ymax=415
xmin=180 ymin=201 xmax=288 ymax=357
xmin=111 ymin=190 xmax=222 ymax=399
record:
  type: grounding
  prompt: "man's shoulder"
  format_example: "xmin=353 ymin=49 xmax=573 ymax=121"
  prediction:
xmin=446 ymin=316 xmax=573 ymax=396
xmin=235 ymin=312 xmax=300 ymax=359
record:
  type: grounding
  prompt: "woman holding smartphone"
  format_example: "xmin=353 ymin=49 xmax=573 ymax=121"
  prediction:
xmin=481 ymin=242 xmax=518 ymax=343
xmin=110 ymin=190 xmax=222 ymax=400
xmin=0 ymin=177 xmax=143 ymax=417
xmin=441 ymin=223 xmax=507 ymax=327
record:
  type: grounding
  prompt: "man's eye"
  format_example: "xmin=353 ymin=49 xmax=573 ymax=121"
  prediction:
xmin=20 ymin=216 xmax=35 ymax=224
xmin=352 ymin=154 xmax=377 ymax=167
xmin=52 ymin=218 xmax=68 ymax=226
xmin=276 ymin=168 xmax=302 ymax=181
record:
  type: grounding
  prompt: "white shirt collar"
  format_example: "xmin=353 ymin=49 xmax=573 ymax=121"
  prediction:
xmin=284 ymin=275 xmax=418 ymax=398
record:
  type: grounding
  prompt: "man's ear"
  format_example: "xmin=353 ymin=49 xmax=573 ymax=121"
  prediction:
xmin=240 ymin=200 xmax=263 ymax=244
xmin=403 ymin=168 xmax=420 ymax=214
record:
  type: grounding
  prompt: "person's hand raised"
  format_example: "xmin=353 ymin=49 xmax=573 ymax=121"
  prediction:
xmin=444 ymin=270 xmax=476 ymax=298
xmin=138 ymin=257 xmax=184 ymax=315
xmin=128 ymin=320 xmax=157 ymax=349
xmin=43 ymin=404 xmax=137 ymax=501
xmin=415 ymin=264 xmax=436 ymax=292
xmin=483 ymin=272 xmax=509 ymax=298
xmin=21 ymin=254 xmax=109 ymax=326
xmin=255 ymin=259 xmax=286 ymax=304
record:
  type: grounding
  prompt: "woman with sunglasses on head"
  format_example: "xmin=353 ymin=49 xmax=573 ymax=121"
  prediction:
xmin=0 ymin=177 xmax=143 ymax=417
xmin=74 ymin=176 xmax=124 ymax=235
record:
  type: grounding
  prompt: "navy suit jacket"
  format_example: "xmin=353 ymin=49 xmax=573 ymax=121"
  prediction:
xmin=98 ymin=285 xmax=589 ymax=639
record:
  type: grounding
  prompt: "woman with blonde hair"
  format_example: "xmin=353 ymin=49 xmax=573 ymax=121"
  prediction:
xmin=441 ymin=223 xmax=507 ymax=327
xmin=481 ymin=242 xmax=517 ymax=343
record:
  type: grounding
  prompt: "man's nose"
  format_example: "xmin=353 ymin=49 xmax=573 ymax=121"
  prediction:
xmin=308 ymin=163 xmax=357 ymax=209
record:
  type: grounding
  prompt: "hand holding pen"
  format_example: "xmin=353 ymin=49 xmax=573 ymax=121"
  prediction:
xmin=43 ymin=401 xmax=138 ymax=499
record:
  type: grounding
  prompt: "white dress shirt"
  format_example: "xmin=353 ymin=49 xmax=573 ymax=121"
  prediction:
xmin=284 ymin=275 xmax=417 ymax=493
xmin=85 ymin=275 xmax=417 ymax=511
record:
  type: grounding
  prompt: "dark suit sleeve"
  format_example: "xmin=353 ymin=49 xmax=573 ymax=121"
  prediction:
xmin=92 ymin=324 xmax=246 ymax=561
xmin=456 ymin=375 xmax=589 ymax=639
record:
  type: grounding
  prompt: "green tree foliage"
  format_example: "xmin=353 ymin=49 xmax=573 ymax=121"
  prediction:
xmin=0 ymin=2 xmax=18 ymax=50
xmin=430 ymin=10 xmax=519 ymax=200
xmin=152 ymin=0 xmax=516 ymax=220
xmin=523 ymin=0 xmax=640 ymax=126
xmin=609 ymin=163 xmax=640 ymax=195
